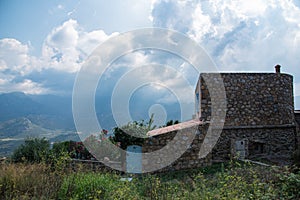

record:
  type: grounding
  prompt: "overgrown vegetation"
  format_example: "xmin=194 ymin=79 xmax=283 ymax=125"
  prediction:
xmin=4 ymin=119 xmax=299 ymax=199
xmin=111 ymin=115 xmax=180 ymax=150
xmin=111 ymin=114 xmax=156 ymax=149
xmin=11 ymin=138 xmax=50 ymax=163
xmin=1 ymin=160 xmax=299 ymax=199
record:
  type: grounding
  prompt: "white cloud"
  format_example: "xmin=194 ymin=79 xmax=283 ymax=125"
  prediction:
xmin=151 ymin=0 xmax=300 ymax=74
xmin=149 ymin=0 xmax=300 ymax=109
xmin=110 ymin=61 xmax=195 ymax=120
xmin=42 ymin=19 xmax=80 ymax=73
xmin=13 ymin=79 xmax=50 ymax=94
xmin=78 ymin=30 xmax=119 ymax=57
xmin=0 ymin=77 xmax=49 ymax=95
xmin=0 ymin=60 xmax=7 ymax=71
xmin=46 ymin=19 xmax=79 ymax=48
xmin=42 ymin=19 xmax=118 ymax=73
xmin=0 ymin=38 xmax=38 ymax=75
xmin=0 ymin=19 xmax=118 ymax=94
xmin=188 ymin=3 xmax=212 ymax=42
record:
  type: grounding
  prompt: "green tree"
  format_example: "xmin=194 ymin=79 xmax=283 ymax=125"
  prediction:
xmin=112 ymin=114 xmax=156 ymax=149
xmin=12 ymin=137 xmax=50 ymax=163
xmin=165 ymin=119 xmax=179 ymax=127
xmin=51 ymin=141 xmax=70 ymax=158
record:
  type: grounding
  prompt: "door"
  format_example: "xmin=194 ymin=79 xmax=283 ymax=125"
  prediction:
xmin=126 ymin=145 xmax=142 ymax=173
xmin=235 ymin=140 xmax=246 ymax=159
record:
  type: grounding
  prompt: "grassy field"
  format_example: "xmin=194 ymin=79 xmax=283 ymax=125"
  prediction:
xmin=1 ymin=160 xmax=299 ymax=200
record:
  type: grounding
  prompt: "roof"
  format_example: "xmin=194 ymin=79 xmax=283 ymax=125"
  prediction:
xmin=147 ymin=119 xmax=203 ymax=137
xmin=295 ymin=110 xmax=300 ymax=114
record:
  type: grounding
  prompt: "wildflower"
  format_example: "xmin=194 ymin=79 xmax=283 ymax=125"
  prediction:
xmin=102 ymin=129 xmax=108 ymax=135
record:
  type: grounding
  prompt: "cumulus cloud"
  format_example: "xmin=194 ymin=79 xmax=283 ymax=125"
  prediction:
xmin=105 ymin=49 xmax=197 ymax=106
xmin=1 ymin=0 xmax=299 ymax=112
xmin=42 ymin=19 xmax=118 ymax=73
xmin=0 ymin=77 xmax=49 ymax=94
xmin=78 ymin=30 xmax=118 ymax=57
xmin=0 ymin=38 xmax=38 ymax=75
xmin=150 ymin=0 xmax=300 ymax=110
xmin=0 ymin=38 xmax=46 ymax=94
xmin=0 ymin=19 xmax=117 ymax=94
xmin=151 ymin=0 xmax=300 ymax=74
xmin=42 ymin=19 xmax=80 ymax=73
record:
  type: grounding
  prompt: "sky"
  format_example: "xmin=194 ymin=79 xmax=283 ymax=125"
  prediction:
xmin=0 ymin=0 xmax=299 ymax=118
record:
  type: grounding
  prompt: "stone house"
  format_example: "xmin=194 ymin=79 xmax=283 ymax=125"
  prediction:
xmin=142 ymin=66 xmax=298 ymax=172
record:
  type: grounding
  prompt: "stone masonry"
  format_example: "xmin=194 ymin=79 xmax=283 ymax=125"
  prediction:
xmin=142 ymin=69 xmax=298 ymax=172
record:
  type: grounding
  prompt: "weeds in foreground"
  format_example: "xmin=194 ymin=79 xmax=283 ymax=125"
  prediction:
xmin=0 ymin=161 xmax=299 ymax=200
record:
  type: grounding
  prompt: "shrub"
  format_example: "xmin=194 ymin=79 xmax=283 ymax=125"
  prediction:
xmin=112 ymin=114 xmax=156 ymax=150
xmin=12 ymin=138 xmax=50 ymax=163
xmin=58 ymin=172 xmax=132 ymax=200
xmin=276 ymin=169 xmax=300 ymax=199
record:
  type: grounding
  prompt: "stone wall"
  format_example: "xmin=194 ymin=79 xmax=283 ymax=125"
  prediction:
xmin=211 ymin=126 xmax=297 ymax=164
xmin=295 ymin=111 xmax=300 ymax=126
xmin=197 ymin=73 xmax=295 ymax=126
xmin=140 ymin=72 xmax=297 ymax=172
xmin=142 ymin=124 xmax=211 ymax=173
xmin=295 ymin=111 xmax=300 ymax=148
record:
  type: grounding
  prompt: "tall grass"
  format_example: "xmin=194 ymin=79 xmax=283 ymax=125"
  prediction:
xmin=0 ymin=163 xmax=63 ymax=199
xmin=1 ymin=161 xmax=299 ymax=200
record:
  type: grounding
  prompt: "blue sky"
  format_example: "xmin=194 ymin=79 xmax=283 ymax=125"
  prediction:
xmin=0 ymin=0 xmax=300 ymax=117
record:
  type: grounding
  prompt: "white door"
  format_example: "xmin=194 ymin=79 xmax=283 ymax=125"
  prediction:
xmin=235 ymin=140 xmax=246 ymax=159
xmin=126 ymin=145 xmax=142 ymax=173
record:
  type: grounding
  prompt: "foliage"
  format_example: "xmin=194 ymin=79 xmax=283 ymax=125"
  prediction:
xmin=58 ymin=172 xmax=138 ymax=200
xmin=1 ymin=161 xmax=300 ymax=200
xmin=112 ymin=114 xmax=156 ymax=149
xmin=67 ymin=141 xmax=93 ymax=160
xmin=11 ymin=137 xmax=50 ymax=163
xmin=276 ymin=168 xmax=300 ymax=199
xmin=165 ymin=119 xmax=180 ymax=127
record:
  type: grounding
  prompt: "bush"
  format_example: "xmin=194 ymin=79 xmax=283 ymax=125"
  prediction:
xmin=12 ymin=138 xmax=50 ymax=163
xmin=112 ymin=114 xmax=156 ymax=150
xmin=277 ymin=169 xmax=300 ymax=199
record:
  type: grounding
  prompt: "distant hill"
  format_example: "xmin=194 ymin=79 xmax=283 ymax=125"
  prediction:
xmin=0 ymin=92 xmax=75 ymax=130
xmin=0 ymin=92 xmax=77 ymax=156
xmin=0 ymin=117 xmax=80 ymax=157
xmin=0 ymin=92 xmax=43 ymax=121
xmin=0 ymin=92 xmax=183 ymax=157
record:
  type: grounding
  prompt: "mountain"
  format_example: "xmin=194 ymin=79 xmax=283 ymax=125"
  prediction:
xmin=0 ymin=117 xmax=80 ymax=157
xmin=0 ymin=92 xmax=129 ymax=156
xmin=0 ymin=91 xmax=183 ymax=157
xmin=0 ymin=92 xmax=43 ymax=121
xmin=0 ymin=92 xmax=78 ymax=156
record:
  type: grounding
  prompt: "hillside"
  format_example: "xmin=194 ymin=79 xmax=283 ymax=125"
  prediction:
xmin=0 ymin=91 xmax=183 ymax=156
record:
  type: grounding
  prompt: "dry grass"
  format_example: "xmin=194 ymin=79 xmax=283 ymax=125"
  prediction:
xmin=0 ymin=162 xmax=63 ymax=199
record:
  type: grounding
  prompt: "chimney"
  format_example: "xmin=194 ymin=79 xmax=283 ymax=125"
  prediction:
xmin=275 ymin=64 xmax=281 ymax=74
